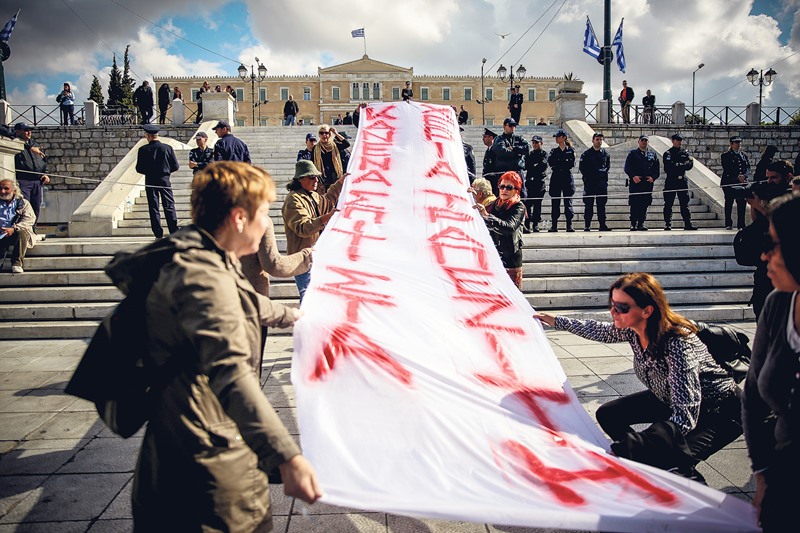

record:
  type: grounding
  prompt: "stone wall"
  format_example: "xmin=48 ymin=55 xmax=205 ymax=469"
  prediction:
xmin=594 ymin=124 xmax=800 ymax=176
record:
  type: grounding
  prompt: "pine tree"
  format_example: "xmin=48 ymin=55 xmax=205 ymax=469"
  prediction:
xmin=121 ymin=45 xmax=136 ymax=110
xmin=107 ymin=54 xmax=123 ymax=109
xmin=89 ymin=76 xmax=105 ymax=106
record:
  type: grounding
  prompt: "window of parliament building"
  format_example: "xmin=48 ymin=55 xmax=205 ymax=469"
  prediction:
xmin=155 ymin=55 xmax=571 ymax=127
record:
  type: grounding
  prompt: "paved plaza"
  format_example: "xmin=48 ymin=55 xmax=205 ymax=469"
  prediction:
xmin=0 ymin=322 xmax=757 ymax=533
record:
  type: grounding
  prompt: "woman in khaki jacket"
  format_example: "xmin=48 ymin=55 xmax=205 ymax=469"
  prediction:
xmin=281 ymin=159 xmax=344 ymax=301
xmin=114 ymin=162 xmax=321 ymax=531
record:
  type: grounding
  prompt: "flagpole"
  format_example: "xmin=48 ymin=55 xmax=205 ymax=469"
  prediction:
xmin=603 ymin=0 xmax=612 ymax=122
xmin=363 ymin=33 xmax=367 ymax=56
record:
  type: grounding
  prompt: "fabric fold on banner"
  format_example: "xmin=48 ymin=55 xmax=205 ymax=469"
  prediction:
xmin=292 ymin=102 xmax=758 ymax=532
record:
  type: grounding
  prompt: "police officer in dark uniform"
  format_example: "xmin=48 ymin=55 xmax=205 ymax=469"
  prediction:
xmin=188 ymin=131 xmax=213 ymax=175
xmin=547 ymin=129 xmax=576 ymax=232
xmin=523 ymin=135 xmax=548 ymax=232
xmin=482 ymin=128 xmax=498 ymax=181
xmin=460 ymin=127 xmax=476 ymax=182
xmin=508 ymin=85 xmax=524 ymax=124
xmin=662 ymin=133 xmax=698 ymax=231
xmin=623 ymin=134 xmax=660 ymax=231
xmin=720 ymin=135 xmax=750 ymax=229
xmin=487 ymin=118 xmax=530 ymax=195
xmin=578 ymin=132 xmax=612 ymax=232
xmin=135 ymin=124 xmax=180 ymax=239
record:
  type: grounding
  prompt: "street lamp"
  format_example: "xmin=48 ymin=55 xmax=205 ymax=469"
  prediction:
xmin=480 ymin=58 xmax=486 ymax=125
xmin=497 ymin=64 xmax=526 ymax=119
xmin=691 ymin=63 xmax=704 ymax=121
xmin=238 ymin=57 xmax=267 ymax=126
xmin=746 ymin=67 xmax=777 ymax=109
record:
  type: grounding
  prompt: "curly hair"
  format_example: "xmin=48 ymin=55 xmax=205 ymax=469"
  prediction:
xmin=191 ymin=162 xmax=276 ymax=232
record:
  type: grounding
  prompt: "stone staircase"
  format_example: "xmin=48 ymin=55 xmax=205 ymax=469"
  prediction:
xmin=0 ymin=125 xmax=754 ymax=339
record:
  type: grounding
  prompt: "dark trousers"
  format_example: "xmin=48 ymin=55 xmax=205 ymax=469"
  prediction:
xmin=139 ymin=107 xmax=153 ymax=124
xmin=0 ymin=230 xmax=32 ymax=267
xmin=17 ymin=179 xmax=42 ymax=221
xmin=723 ymin=186 xmax=746 ymax=228
xmin=550 ymin=176 xmax=574 ymax=225
xmin=596 ymin=389 xmax=742 ymax=465
xmin=760 ymin=447 xmax=800 ymax=533
xmin=60 ymin=105 xmax=74 ymax=125
xmin=663 ymin=188 xmax=691 ymax=225
xmin=583 ymin=185 xmax=607 ymax=228
xmin=195 ymin=102 xmax=203 ymax=124
xmin=158 ymin=105 xmax=169 ymax=125
xmin=524 ymin=179 xmax=545 ymax=226
xmin=629 ymin=193 xmax=652 ymax=227
xmin=145 ymin=180 xmax=178 ymax=238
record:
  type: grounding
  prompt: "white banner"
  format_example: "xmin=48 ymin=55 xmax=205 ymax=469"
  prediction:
xmin=292 ymin=102 xmax=758 ymax=532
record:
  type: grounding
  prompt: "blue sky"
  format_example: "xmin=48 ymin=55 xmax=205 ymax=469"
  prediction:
xmin=3 ymin=0 xmax=799 ymax=110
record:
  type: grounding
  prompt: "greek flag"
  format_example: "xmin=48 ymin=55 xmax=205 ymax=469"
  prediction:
xmin=612 ymin=18 xmax=626 ymax=73
xmin=351 ymin=28 xmax=365 ymax=38
xmin=583 ymin=17 xmax=601 ymax=61
xmin=0 ymin=11 xmax=18 ymax=43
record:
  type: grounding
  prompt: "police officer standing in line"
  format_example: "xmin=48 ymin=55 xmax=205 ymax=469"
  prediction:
xmin=523 ymin=135 xmax=548 ymax=233
xmin=460 ymin=127 xmax=476 ymax=182
xmin=481 ymin=128 xmax=498 ymax=181
xmin=662 ymin=133 xmax=698 ymax=231
xmin=135 ymin=124 xmax=180 ymax=239
xmin=623 ymin=134 xmax=660 ymax=231
xmin=547 ymin=129 xmax=576 ymax=233
xmin=578 ymin=132 xmax=612 ymax=232
xmin=212 ymin=120 xmax=251 ymax=163
xmin=188 ymin=131 xmax=213 ymax=175
xmin=720 ymin=135 xmax=750 ymax=230
xmin=487 ymin=118 xmax=530 ymax=195
xmin=508 ymin=85 xmax=523 ymax=124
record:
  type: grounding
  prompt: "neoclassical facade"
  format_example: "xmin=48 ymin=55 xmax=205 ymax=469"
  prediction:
xmin=155 ymin=55 xmax=573 ymax=127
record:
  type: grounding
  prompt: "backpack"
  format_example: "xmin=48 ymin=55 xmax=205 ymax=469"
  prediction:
xmin=65 ymin=248 xmax=179 ymax=437
xmin=734 ymin=217 xmax=768 ymax=267
xmin=693 ymin=321 xmax=751 ymax=383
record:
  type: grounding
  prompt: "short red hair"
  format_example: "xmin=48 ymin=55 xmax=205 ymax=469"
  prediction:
xmin=499 ymin=171 xmax=522 ymax=191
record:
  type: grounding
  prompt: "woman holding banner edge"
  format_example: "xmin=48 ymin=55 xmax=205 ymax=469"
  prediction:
xmin=472 ymin=171 xmax=525 ymax=289
xmin=534 ymin=272 xmax=742 ymax=483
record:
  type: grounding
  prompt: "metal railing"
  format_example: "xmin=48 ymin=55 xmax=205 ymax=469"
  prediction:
xmin=586 ymin=104 xmax=799 ymax=126
xmin=8 ymin=104 xmax=86 ymax=126
xmin=7 ymin=103 xmax=204 ymax=126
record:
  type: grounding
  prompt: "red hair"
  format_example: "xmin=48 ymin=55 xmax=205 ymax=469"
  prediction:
xmin=499 ymin=171 xmax=522 ymax=191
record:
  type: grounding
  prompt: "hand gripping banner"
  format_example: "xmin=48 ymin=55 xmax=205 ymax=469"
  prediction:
xmin=291 ymin=102 xmax=757 ymax=532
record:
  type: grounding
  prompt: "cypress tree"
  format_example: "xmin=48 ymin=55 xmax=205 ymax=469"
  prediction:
xmin=107 ymin=54 xmax=123 ymax=108
xmin=89 ymin=75 xmax=105 ymax=106
xmin=121 ymin=45 xmax=135 ymax=110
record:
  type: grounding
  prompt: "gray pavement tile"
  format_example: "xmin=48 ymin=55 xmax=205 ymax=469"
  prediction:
xmin=558 ymin=344 xmax=622 ymax=358
xmin=99 ymin=477 xmax=132 ymax=520
xmin=13 ymin=438 xmax=90 ymax=451
xmin=0 ymin=412 xmax=57 ymax=441
xmin=57 ymin=437 xmax=140 ymax=474
xmin=548 ymin=346 xmax=574 ymax=359
xmin=0 ymin=475 xmax=47 ymax=517
xmin=545 ymin=335 xmax=602 ymax=347
xmin=15 ymin=357 xmax=78 ymax=373
xmin=276 ymin=408 xmax=298 ymax=435
xmin=703 ymin=448 xmax=756 ymax=492
xmin=556 ymin=359 xmax=594 ymax=377
xmin=579 ymin=357 xmax=634 ymax=376
xmin=293 ymin=500 xmax=369 ymax=516
xmin=269 ymin=485 xmax=294 ymax=516
xmin=272 ymin=515 xmax=288 ymax=533
xmin=564 ymin=375 xmax=617 ymax=398
xmin=0 ymin=358 xmax=35 ymax=373
xmin=488 ymin=525 xmax=590 ymax=533
xmin=0 ymin=342 xmax=26 ymax=356
xmin=0 ymin=473 xmax=129 ymax=524
xmin=0 ymin=446 xmax=79 ymax=476
xmin=287 ymin=512 xmax=386 ymax=532
xmin=605 ymin=344 xmax=634 ymax=356
xmin=387 ymin=515 xmax=486 ymax=532
xmin=600 ymin=374 xmax=646 ymax=396
xmin=0 ymin=341 xmax=71 ymax=358
xmin=264 ymin=385 xmax=296 ymax=408
xmin=0 ymin=393 xmax=78 ymax=414
xmin=0 ymin=521 xmax=90 ymax=532
xmin=0 ymin=392 xmax=17 ymax=410
xmin=40 ymin=372 xmax=73 ymax=391
xmin=0 ymin=443 xmax=14 ymax=454
xmin=0 ymin=372 xmax=62 ymax=392
xmin=87 ymin=518 xmax=134 ymax=532
xmin=26 ymin=412 xmax=105 ymax=441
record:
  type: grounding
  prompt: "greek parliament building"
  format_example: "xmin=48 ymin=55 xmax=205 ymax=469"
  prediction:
xmin=154 ymin=55 xmax=571 ymax=127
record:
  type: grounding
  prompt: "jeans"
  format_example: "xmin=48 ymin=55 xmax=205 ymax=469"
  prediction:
xmin=60 ymin=105 xmax=74 ymax=125
xmin=285 ymin=114 xmax=296 ymax=126
xmin=294 ymin=270 xmax=311 ymax=302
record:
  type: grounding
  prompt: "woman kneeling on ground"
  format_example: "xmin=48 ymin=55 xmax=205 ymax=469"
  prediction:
xmin=534 ymin=272 xmax=742 ymax=483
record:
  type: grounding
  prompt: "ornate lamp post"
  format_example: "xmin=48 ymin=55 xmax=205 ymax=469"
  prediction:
xmin=497 ymin=64 xmax=526 ymax=119
xmin=480 ymin=58 xmax=486 ymax=125
xmin=691 ymin=63 xmax=704 ymax=120
xmin=746 ymin=67 xmax=777 ymax=110
xmin=238 ymin=58 xmax=267 ymax=126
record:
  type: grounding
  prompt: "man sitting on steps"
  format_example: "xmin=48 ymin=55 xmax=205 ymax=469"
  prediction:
xmin=0 ymin=178 xmax=36 ymax=274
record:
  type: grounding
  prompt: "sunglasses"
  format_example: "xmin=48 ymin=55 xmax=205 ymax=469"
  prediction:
xmin=498 ymin=184 xmax=517 ymax=191
xmin=302 ymin=175 xmax=320 ymax=181
xmin=610 ymin=301 xmax=632 ymax=314
xmin=319 ymin=131 xmax=331 ymax=136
